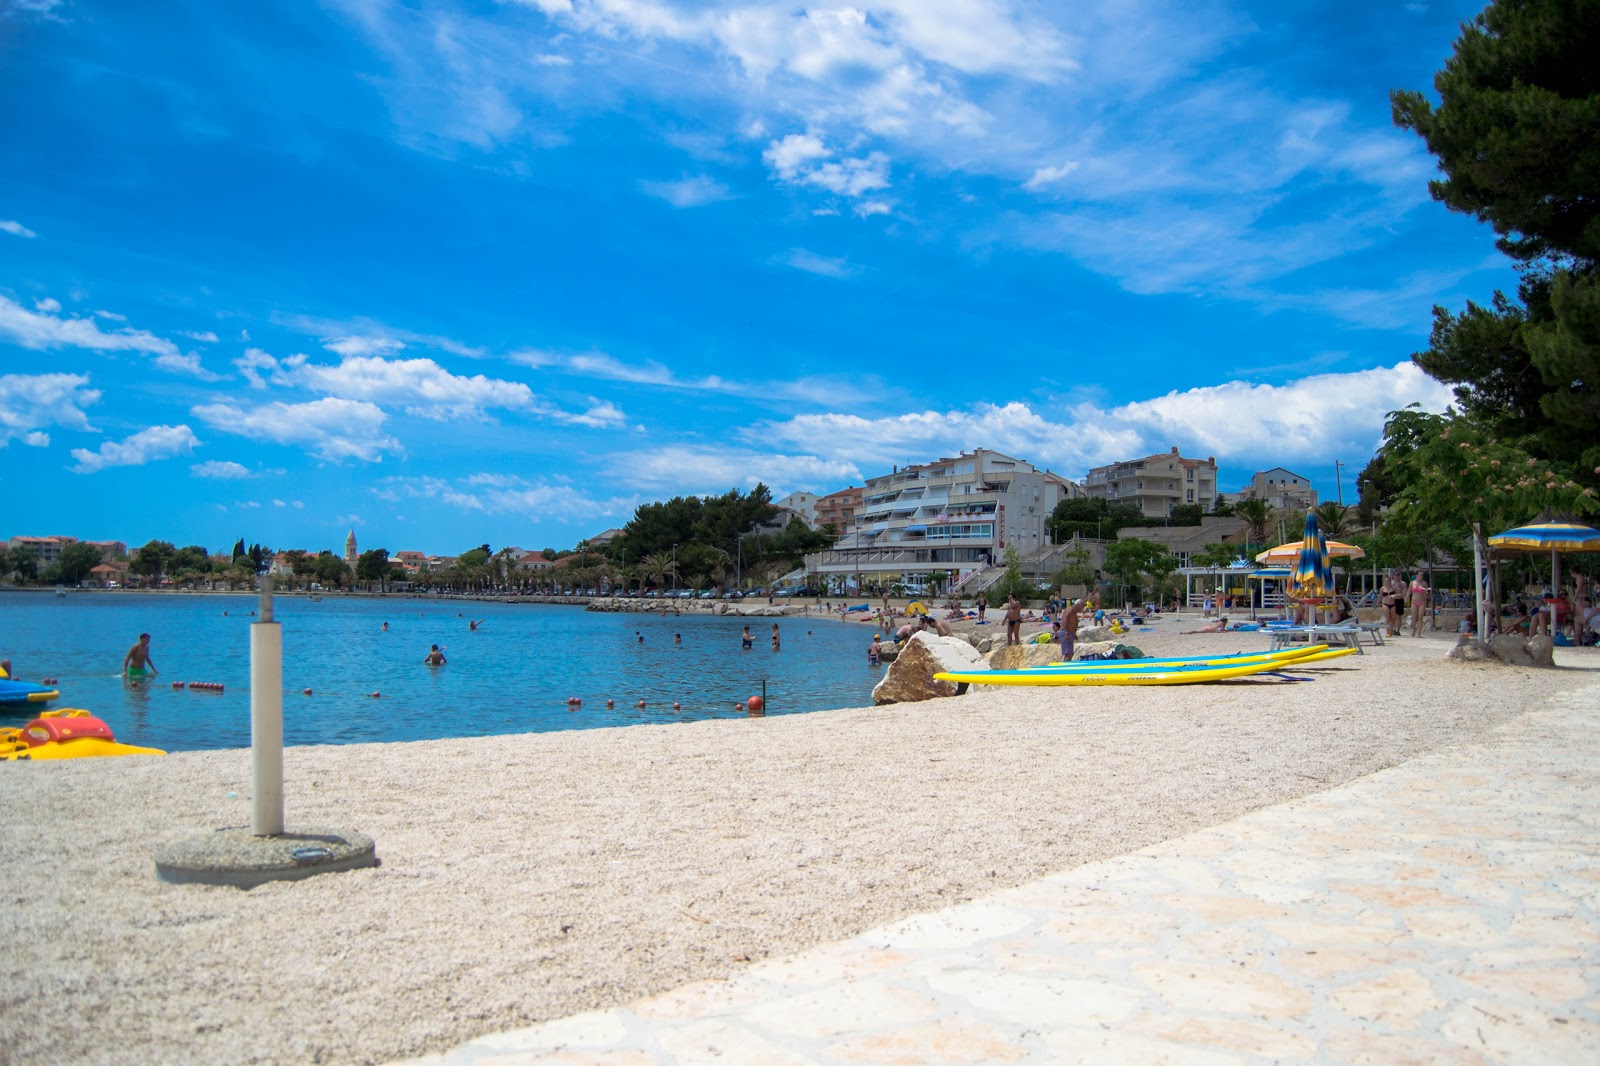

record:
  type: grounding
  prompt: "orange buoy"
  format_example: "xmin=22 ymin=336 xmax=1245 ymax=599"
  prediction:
xmin=747 ymin=695 xmax=765 ymax=713
xmin=672 ymin=702 xmax=680 ymax=710
xmin=302 ymin=688 xmax=313 ymax=696
xmin=636 ymin=699 xmax=646 ymax=708
xmin=605 ymin=699 xmax=615 ymax=708
xmin=172 ymin=681 xmax=185 ymax=689
xmin=735 ymin=702 xmax=744 ymax=712
xmin=369 ymin=691 xmax=380 ymax=698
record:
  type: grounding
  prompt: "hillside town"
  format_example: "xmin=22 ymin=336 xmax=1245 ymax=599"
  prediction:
xmin=5 ymin=444 xmax=1352 ymax=608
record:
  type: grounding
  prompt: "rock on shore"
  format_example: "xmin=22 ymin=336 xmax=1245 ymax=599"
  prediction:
xmin=871 ymin=632 xmax=985 ymax=704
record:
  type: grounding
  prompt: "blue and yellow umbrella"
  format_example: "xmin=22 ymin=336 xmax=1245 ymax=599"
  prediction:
xmin=1487 ymin=521 xmax=1600 ymax=594
xmin=1291 ymin=508 xmax=1334 ymax=600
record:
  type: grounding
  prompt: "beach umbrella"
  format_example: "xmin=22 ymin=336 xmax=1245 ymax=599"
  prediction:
xmin=1291 ymin=508 xmax=1334 ymax=601
xmin=1253 ymin=539 xmax=1366 ymax=565
xmin=1487 ymin=521 xmax=1600 ymax=600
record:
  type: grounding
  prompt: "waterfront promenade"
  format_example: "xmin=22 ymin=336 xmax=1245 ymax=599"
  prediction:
xmin=408 ymin=675 xmax=1600 ymax=1065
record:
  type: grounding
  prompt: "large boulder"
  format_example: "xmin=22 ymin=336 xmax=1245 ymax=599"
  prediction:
xmin=872 ymin=633 xmax=986 ymax=705
xmin=1448 ymin=634 xmax=1556 ymax=667
xmin=1072 ymin=640 xmax=1123 ymax=661
xmin=987 ymin=642 xmax=1062 ymax=670
xmin=1076 ymin=625 xmax=1115 ymax=643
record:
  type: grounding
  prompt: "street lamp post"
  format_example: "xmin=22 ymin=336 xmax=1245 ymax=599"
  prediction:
xmin=671 ymin=543 xmax=677 ymax=591
xmin=1334 ymin=460 xmax=1345 ymax=506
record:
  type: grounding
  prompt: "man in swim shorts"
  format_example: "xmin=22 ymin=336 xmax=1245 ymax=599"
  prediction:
xmin=741 ymin=626 xmax=753 ymax=650
xmin=122 ymin=633 xmax=157 ymax=678
xmin=1004 ymin=594 xmax=1022 ymax=646
xmin=1061 ymin=598 xmax=1080 ymax=660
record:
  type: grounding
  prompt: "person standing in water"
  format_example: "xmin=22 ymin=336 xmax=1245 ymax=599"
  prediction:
xmin=423 ymin=644 xmax=446 ymax=665
xmin=123 ymin=633 xmax=158 ymax=679
xmin=771 ymin=623 xmax=781 ymax=651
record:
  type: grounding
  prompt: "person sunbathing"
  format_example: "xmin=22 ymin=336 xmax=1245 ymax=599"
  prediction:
xmin=1181 ymin=617 xmax=1230 ymax=634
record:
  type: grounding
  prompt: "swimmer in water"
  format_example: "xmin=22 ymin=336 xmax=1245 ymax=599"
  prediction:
xmin=423 ymin=644 xmax=446 ymax=665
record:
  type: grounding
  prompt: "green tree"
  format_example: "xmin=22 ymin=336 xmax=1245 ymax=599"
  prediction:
xmin=357 ymin=548 xmax=393 ymax=590
xmin=56 ymin=542 xmax=103 ymax=585
xmin=171 ymin=544 xmax=213 ymax=573
xmin=1168 ymin=503 xmax=1203 ymax=526
xmin=1102 ymin=539 xmax=1174 ymax=606
xmin=130 ymin=540 xmax=175 ymax=582
xmin=1392 ymin=0 xmax=1600 ymax=492
xmin=9 ymin=544 xmax=38 ymax=582
xmin=1232 ymin=499 xmax=1272 ymax=549
xmin=313 ymin=551 xmax=349 ymax=589
xmin=1391 ymin=0 xmax=1600 ymax=267
xmin=1313 ymin=502 xmax=1352 ymax=540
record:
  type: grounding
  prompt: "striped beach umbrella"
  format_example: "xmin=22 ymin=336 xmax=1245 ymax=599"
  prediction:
xmin=1253 ymin=539 xmax=1365 ymax=565
xmin=1488 ymin=521 xmax=1600 ymax=595
xmin=1291 ymin=508 xmax=1333 ymax=600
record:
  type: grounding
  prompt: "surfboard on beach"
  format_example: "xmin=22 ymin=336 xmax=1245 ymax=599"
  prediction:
xmin=1023 ymin=645 xmax=1331 ymax=672
xmin=935 ymin=647 xmax=1357 ymax=686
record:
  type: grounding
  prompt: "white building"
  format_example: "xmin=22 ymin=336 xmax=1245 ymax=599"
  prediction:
xmin=804 ymin=449 xmax=1074 ymax=590
xmin=771 ymin=490 xmax=820 ymax=529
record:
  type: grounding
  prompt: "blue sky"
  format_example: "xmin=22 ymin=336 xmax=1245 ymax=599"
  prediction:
xmin=2 ymin=0 xmax=1508 ymax=556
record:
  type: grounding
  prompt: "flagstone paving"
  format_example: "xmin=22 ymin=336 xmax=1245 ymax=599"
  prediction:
xmin=403 ymin=681 xmax=1600 ymax=1065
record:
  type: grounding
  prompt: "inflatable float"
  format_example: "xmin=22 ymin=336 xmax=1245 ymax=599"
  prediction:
xmin=0 ymin=676 xmax=60 ymax=708
xmin=935 ymin=647 xmax=1355 ymax=687
xmin=1 ymin=709 xmax=166 ymax=761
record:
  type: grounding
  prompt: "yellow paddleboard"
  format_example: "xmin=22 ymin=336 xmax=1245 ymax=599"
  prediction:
xmin=1029 ymin=645 xmax=1331 ymax=671
xmin=936 ymin=648 xmax=1355 ymax=686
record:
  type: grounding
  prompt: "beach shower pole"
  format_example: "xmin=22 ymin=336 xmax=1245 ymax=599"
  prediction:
xmin=252 ymin=576 xmax=284 ymax=836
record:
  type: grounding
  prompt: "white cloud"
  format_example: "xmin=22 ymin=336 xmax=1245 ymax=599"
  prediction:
xmin=639 ymin=175 xmax=733 ymax=207
xmin=510 ymin=344 xmax=876 ymax=406
xmin=753 ymin=362 xmax=1454 ymax=479
xmin=94 ymin=309 xmax=128 ymax=322
xmin=154 ymin=352 xmax=223 ymax=381
xmin=1023 ymin=160 xmax=1080 ymax=189
xmin=69 ymin=424 xmax=200 ymax=475
xmin=234 ymin=348 xmax=286 ymax=389
xmin=375 ymin=473 xmax=637 ymax=524
xmin=763 ymin=134 xmax=890 ymax=197
xmin=191 ymin=460 xmax=255 ymax=479
xmin=558 ymin=398 xmax=627 ymax=428
xmin=274 ymin=312 xmax=488 ymax=359
xmin=0 ymin=373 xmax=101 ymax=446
xmin=191 ymin=397 xmax=403 ymax=462
xmin=34 ymin=297 xmax=61 ymax=312
xmin=784 ymin=249 xmax=854 ymax=278
xmin=290 ymin=354 xmax=534 ymax=420
xmin=0 ymin=220 xmax=37 ymax=239
xmin=322 ymin=335 xmax=406 ymax=357
xmin=0 ymin=294 xmax=183 ymax=360
xmin=603 ymin=444 xmax=861 ymax=495
xmin=180 ymin=329 xmax=219 ymax=343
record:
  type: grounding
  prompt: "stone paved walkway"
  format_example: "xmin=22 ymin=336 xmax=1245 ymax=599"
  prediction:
xmin=403 ymin=681 xmax=1600 ymax=1065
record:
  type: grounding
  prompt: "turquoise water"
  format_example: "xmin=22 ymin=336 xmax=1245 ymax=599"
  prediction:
xmin=0 ymin=592 xmax=882 ymax=752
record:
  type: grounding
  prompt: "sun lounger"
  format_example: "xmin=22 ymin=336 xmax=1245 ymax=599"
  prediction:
xmin=1268 ymin=625 xmax=1364 ymax=654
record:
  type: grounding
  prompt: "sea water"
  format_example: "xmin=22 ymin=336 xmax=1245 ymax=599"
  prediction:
xmin=0 ymin=591 xmax=884 ymax=752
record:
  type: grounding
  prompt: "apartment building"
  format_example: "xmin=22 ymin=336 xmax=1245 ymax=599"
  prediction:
xmin=1238 ymin=467 xmax=1318 ymax=510
xmin=6 ymin=535 xmax=78 ymax=565
xmin=1084 ymin=447 xmax=1217 ymax=517
xmin=814 ymin=486 xmax=862 ymax=534
xmin=804 ymin=449 xmax=1071 ymax=590
xmin=772 ymin=490 xmax=820 ymax=529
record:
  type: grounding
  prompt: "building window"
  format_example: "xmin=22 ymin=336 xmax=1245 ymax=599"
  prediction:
xmin=1186 ymin=489 xmax=1194 ymax=502
xmin=1186 ymin=468 xmax=1193 ymax=481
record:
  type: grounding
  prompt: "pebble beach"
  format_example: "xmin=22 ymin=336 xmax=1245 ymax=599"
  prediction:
xmin=2 ymin=622 xmax=1594 ymax=1065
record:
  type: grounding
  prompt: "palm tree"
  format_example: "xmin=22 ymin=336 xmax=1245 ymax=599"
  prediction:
xmin=1233 ymin=499 xmax=1272 ymax=550
xmin=639 ymin=552 xmax=679 ymax=591
xmin=1314 ymin=501 xmax=1351 ymax=540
